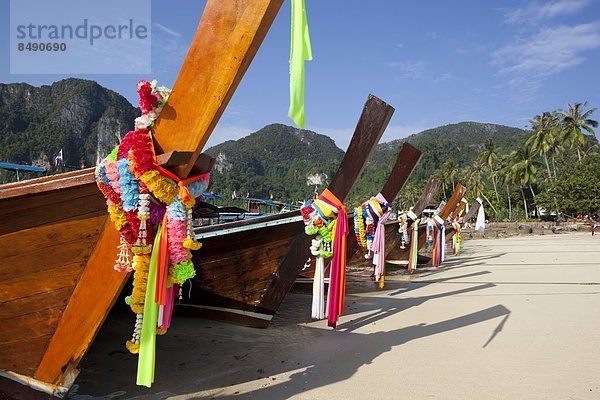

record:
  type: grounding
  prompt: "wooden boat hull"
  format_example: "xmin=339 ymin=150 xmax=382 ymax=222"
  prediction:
xmin=178 ymin=94 xmax=395 ymax=327
xmin=0 ymin=170 xmax=127 ymax=398
xmin=178 ymin=212 xmax=306 ymax=327
xmin=1 ymin=1 xmax=285 ymax=397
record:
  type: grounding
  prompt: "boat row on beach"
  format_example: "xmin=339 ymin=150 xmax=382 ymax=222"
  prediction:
xmin=0 ymin=1 xmax=477 ymax=398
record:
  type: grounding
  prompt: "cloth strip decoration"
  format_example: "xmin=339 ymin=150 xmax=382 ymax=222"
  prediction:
xmin=95 ymin=80 xmax=209 ymax=387
xmin=354 ymin=193 xmax=392 ymax=287
xmin=288 ymin=0 xmax=312 ymax=128
xmin=301 ymin=189 xmax=348 ymax=327
xmin=451 ymin=221 xmax=461 ymax=255
xmin=371 ymin=194 xmax=392 ymax=288
xmin=431 ymin=215 xmax=445 ymax=267
xmin=475 ymin=197 xmax=486 ymax=233
xmin=407 ymin=216 xmax=420 ymax=273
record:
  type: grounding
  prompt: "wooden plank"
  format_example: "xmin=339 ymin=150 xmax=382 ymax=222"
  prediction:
xmin=0 ymin=262 xmax=83 ymax=304
xmin=153 ymin=0 xmax=284 ymax=178
xmin=462 ymin=200 xmax=481 ymax=222
xmin=0 ymin=216 xmax=103 ymax=275
xmin=0 ymin=169 xmax=95 ymax=200
xmin=0 ymin=335 xmax=52 ymax=378
xmin=0 ymin=287 xmax=72 ymax=321
xmin=0 ymin=308 xmax=63 ymax=344
xmin=327 ymin=95 xmax=394 ymax=200
xmin=157 ymin=152 xmax=215 ymax=175
xmin=34 ymin=219 xmax=127 ymax=385
xmin=379 ymin=142 xmax=423 ymax=201
xmin=0 ymin=187 xmax=105 ymax=236
xmin=439 ymin=183 xmax=467 ymax=220
xmin=413 ymin=177 xmax=440 ymax=215
xmin=261 ymin=94 xmax=394 ymax=312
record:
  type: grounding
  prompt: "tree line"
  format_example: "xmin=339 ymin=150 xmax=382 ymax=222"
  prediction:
xmin=421 ymin=102 xmax=599 ymax=221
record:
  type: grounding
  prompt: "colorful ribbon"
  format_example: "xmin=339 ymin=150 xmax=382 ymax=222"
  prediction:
xmin=371 ymin=194 xmax=391 ymax=288
xmin=319 ymin=189 xmax=347 ymax=328
xmin=407 ymin=218 xmax=420 ymax=273
xmin=288 ymin=0 xmax=312 ymax=128
xmin=137 ymin=228 xmax=162 ymax=387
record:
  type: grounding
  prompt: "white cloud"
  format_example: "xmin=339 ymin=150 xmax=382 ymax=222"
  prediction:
xmin=387 ymin=60 xmax=429 ymax=79
xmin=427 ymin=32 xmax=438 ymax=39
xmin=504 ymin=0 xmax=592 ymax=24
xmin=152 ymin=23 xmax=182 ymax=37
xmin=492 ymin=22 xmax=600 ymax=77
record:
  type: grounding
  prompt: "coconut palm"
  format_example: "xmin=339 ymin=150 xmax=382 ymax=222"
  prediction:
xmin=466 ymin=159 xmax=486 ymax=199
xmin=497 ymin=154 xmax=514 ymax=220
xmin=444 ymin=158 xmax=458 ymax=190
xmin=558 ymin=102 xmax=598 ymax=161
xmin=508 ymin=144 xmax=539 ymax=218
xmin=478 ymin=138 xmax=500 ymax=202
xmin=527 ymin=112 xmax=558 ymax=180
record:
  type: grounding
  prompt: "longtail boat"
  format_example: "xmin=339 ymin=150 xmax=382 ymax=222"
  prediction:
xmin=462 ymin=199 xmax=481 ymax=222
xmin=296 ymin=142 xmax=423 ymax=281
xmin=177 ymin=94 xmax=394 ymax=328
xmin=347 ymin=143 xmax=423 ymax=264
xmin=386 ymin=183 xmax=467 ymax=263
xmin=0 ymin=1 xmax=284 ymax=397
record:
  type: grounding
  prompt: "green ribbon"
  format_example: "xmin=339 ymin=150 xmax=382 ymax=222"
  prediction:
xmin=288 ymin=0 xmax=312 ymax=128
xmin=409 ymin=218 xmax=420 ymax=272
xmin=136 ymin=228 xmax=161 ymax=387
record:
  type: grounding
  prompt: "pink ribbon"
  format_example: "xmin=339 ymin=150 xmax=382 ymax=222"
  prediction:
xmin=372 ymin=194 xmax=391 ymax=283
xmin=159 ymin=285 xmax=176 ymax=329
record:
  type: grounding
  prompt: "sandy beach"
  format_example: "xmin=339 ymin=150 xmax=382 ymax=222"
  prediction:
xmin=71 ymin=232 xmax=600 ymax=399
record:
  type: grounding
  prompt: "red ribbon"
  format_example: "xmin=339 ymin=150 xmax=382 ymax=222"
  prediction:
xmin=318 ymin=188 xmax=348 ymax=328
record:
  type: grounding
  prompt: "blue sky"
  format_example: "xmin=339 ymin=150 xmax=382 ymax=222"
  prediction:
xmin=1 ymin=0 xmax=600 ymax=149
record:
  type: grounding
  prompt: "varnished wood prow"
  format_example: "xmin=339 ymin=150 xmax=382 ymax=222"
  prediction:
xmin=153 ymin=0 xmax=284 ymax=178
xmin=157 ymin=152 xmax=215 ymax=175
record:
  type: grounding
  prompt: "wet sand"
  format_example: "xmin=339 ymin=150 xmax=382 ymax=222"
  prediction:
xmin=72 ymin=233 xmax=600 ymax=399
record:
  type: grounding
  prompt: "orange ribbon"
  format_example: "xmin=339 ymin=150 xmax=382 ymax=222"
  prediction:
xmin=318 ymin=188 xmax=348 ymax=327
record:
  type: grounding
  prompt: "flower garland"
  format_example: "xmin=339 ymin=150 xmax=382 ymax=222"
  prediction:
xmin=95 ymin=80 xmax=209 ymax=372
xmin=301 ymin=189 xmax=348 ymax=328
xmin=353 ymin=194 xmax=392 ymax=287
xmin=353 ymin=197 xmax=387 ymax=259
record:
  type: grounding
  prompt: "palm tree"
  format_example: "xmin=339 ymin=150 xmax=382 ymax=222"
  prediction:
xmin=497 ymin=154 xmax=513 ymax=220
xmin=508 ymin=144 xmax=539 ymax=218
xmin=527 ymin=112 xmax=558 ymax=180
xmin=466 ymin=159 xmax=486 ymax=199
xmin=443 ymin=158 xmax=458 ymax=190
xmin=558 ymin=102 xmax=598 ymax=161
xmin=478 ymin=138 xmax=500 ymax=202
xmin=434 ymin=168 xmax=449 ymax=200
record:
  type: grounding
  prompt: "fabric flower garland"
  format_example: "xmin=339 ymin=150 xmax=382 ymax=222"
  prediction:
xmin=301 ymin=189 xmax=348 ymax=328
xmin=353 ymin=194 xmax=392 ymax=287
xmin=95 ymin=80 xmax=209 ymax=387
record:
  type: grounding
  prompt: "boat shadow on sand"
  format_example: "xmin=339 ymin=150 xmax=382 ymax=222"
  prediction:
xmin=73 ymin=269 xmax=510 ymax=400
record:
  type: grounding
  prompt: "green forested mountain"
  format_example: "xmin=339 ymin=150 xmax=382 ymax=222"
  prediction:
xmin=0 ymin=79 xmax=533 ymax=207
xmin=206 ymin=122 xmax=530 ymax=205
xmin=205 ymin=123 xmax=344 ymax=201
xmin=0 ymin=78 xmax=137 ymax=174
xmin=349 ymin=122 xmax=530 ymax=204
